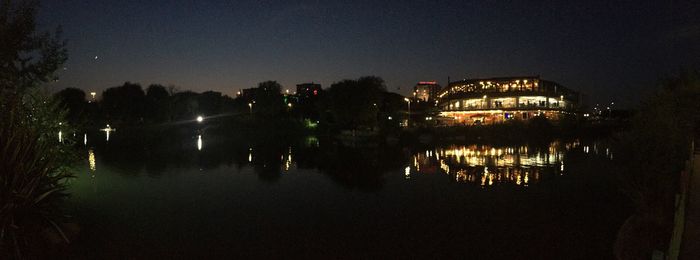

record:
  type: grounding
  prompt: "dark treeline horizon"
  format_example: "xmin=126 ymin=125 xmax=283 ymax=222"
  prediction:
xmin=53 ymin=76 xmax=415 ymax=132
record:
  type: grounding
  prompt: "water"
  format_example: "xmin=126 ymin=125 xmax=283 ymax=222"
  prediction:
xmin=66 ymin=132 xmax=630 ymax=259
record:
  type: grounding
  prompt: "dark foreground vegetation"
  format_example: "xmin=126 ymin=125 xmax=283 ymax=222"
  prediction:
xmin=613 ymin=70 xmax=700 ymax=259
xmin=1 ymin=0 xmax=77 ymax=258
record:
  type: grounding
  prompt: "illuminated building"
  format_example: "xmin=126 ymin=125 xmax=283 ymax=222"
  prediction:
xmin=413 ymin=81 xmax=441 ymax=102
xmin=437 ymin=76 xmax=580 ymax=125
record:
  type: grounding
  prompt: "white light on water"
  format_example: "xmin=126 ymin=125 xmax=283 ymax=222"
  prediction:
xmin=58 ymin=131 xmax=62 ymax=142
xmin=101 ymin=124 xmax=115 ymax=141
xmin=197 ymin=135 xmax=202 ymax=151
xmin=84 ymin=134 xmax=87 ymax=145
xmin=404 ymin=166 xmax=411 ymax=179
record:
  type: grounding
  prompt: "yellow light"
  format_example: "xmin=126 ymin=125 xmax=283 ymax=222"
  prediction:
xmin=524 ymin=172 xmax=529 ymax=184
xmin=88 ymin=149 xmax=96 ymax=172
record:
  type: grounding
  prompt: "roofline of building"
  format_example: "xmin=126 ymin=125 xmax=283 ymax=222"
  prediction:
xmin=449 ymin=75 xmax=542 ymax=83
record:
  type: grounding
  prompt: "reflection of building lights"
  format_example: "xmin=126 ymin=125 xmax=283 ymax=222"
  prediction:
xmin=405 ymin=166 xmax=411 ymax=179
xmin=524 ymin=172 xmax=529 ymax=184
xmin=417 ymin=142 xmax=570 ymax=187
xmin=285 ymin=147 xmax=292 ymax=171
xmin=88 ymin=149 xmax=96 ymax=176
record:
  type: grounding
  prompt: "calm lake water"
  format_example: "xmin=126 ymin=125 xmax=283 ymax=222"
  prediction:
xmin=65 ymin=131 xmax=631 ymax=259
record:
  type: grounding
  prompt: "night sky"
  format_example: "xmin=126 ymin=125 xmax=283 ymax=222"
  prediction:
xmin=39 ymin=0 xmax=700 ymax=107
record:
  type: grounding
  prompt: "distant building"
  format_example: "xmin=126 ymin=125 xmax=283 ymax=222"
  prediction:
xmin=239 ymin=88 xmax=257 ymax=100
xmin=296 ymin=83 xmax=322 ymax=99
xmin=437 ymin=76 xmax=581 ymax=125
xmin=413 ymin=81 xmax=441 ymax=102
xmin=295 ymin=83 xmax=323 ymax=120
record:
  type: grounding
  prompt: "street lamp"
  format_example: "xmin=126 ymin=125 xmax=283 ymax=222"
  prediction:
xmin=404 ymin=97 xmax=411 ymax=127
xmin=196 ymin=115 xmax=204 ymax=123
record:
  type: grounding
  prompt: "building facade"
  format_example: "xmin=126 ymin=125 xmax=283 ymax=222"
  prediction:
xmin=437 ymin=76 xmax=580 ymax=125
xmin=413 ymin=81 xmax=441 ymax=102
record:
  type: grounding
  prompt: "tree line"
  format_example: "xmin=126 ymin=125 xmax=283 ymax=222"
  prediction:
xmin=54 ymin=76 xmax=412 ymax=131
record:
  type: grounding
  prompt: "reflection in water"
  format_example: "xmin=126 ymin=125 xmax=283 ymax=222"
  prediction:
xmin=283 ymin=147 xmax=293 ymax=171
xmin=411 ymin=142 xmax=582 ymax=187
xmin=305 ymin=136 xmax=320 ymax=147
xmin=88 ymin=149 xmax=96 ymax=175
xmin=83 ymin=129 xmax=613 ymax=191
xmin=58 ymin=131 xmax=63 ymax=143
xmin=101 ymin=124 xmax=115 ymax=141
xmin=84 ymin=133 xmax=88 ymax=146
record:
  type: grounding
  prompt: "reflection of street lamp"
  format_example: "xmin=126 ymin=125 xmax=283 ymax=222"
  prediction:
xmin=404 ymin=98 xmax=411 ymax=127
xmin=248 ymin=102 xmax=253 ymax=115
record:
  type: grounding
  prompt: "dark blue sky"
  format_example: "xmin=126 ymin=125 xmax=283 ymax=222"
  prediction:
xmin=39 ymin=0 xmax=700 ymax=107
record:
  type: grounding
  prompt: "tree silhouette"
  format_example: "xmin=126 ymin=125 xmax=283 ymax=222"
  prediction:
xmin=327 ymin=76 xmax=386 ymax=130
xmin=251 ymin=80 xmax=285 ymax=117
xmin=145 ymin=84 xmax=169 ymax=122
xmin=0 ymin=0 xmax=67 ymax=93
xmin=102 ymin=82 xmax=146 ymax=123
xmin=54 ymin=87 xmax=86 ymax=125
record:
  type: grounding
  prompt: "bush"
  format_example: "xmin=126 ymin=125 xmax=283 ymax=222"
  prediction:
xmin=0 ymin=92 xmax=76 ymax=258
